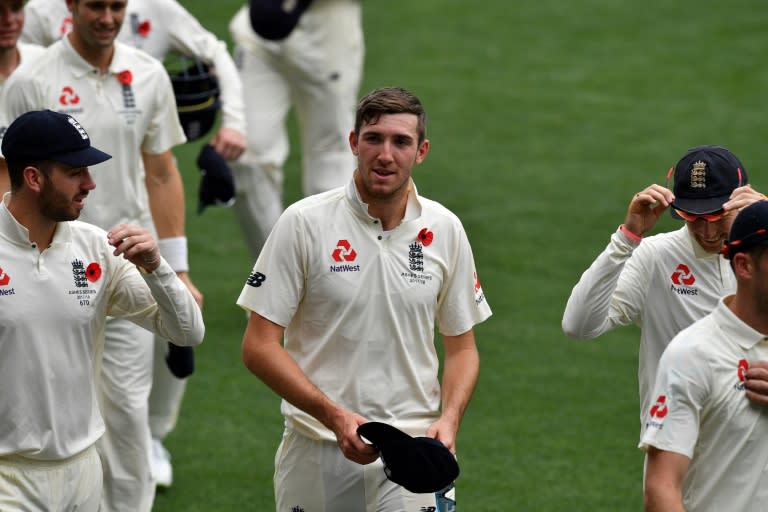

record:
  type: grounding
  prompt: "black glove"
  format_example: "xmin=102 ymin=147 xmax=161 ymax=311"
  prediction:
xmin=166 ymin=342 xmax=195 ymax=379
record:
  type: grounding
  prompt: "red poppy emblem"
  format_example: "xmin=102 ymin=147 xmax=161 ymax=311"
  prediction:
xmin=86 ymin=262 xmax=102 ymax=283
xmin=138 ymin=20 xmax=151 ymax=37
xmin=417 ymin=228 xmax=434 ymax=246
xmin=117 ymin=70 xmax=133 ymax=85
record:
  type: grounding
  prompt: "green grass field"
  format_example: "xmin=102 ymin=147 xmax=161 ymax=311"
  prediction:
xmin=153 ymin=2 xmax=768 ymax=510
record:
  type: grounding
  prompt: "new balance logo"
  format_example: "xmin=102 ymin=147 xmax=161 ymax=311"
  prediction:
xmin=246 ymin=271 xmax=266 ymax=288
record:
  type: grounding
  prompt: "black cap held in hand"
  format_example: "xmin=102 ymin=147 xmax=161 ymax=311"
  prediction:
xmin=197 ymin=144 xmax=235 ymax=214
xmin=357 ymin=422 xmax=459 ymax=494
xmin=249 ymin=0 xmax=313 ymax=40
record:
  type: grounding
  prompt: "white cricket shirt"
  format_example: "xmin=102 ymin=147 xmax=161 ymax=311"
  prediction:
xmin=562 ymin=226 xmax=735 ymax=436
xmin=0 ymin=42 xmax=45 ymax=95
xmin=639 ymin=297 xmax=768 ymax=511
xmin=0 ymin=36 xmax=186 ymax=231
xmin=237 ymin=179 xmax=492 ymax=441
xmin=20 ymin=0 xmax=245 ymax=134
xmin=0 ymin=196 xmax=204 ymax=461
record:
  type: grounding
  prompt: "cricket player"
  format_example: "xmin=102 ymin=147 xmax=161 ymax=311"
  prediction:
xmin=20 ymin=0 xmax=247 ymax=487
xmin=0 ymin=109 xmax=204 ymax=512
xmin=237 ymin=86 xmax=491 ymax=511
xmin=21 ymin=0 xmax=246 ymax=160
xmin=562 ymin=145 xmax=767 ymax=440
xmin=0 ymin=0 xmax=198 ymax=509
xmin=0 ymin=0 xmax=44 ymax=95
xmin=228 ymin=0 xmax=364 ymax=261
xmin=641 ymin=200 xmax=768 ymax=511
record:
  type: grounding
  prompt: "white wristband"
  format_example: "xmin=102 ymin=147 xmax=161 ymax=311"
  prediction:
xmin=158 ymin=236 xmax=189 ymax=272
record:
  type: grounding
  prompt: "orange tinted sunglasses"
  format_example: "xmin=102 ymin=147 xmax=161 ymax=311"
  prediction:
xmin=673 ymin=209 xmax=730 ymax=223
xmin=665 ymin=165 xmax=743 ymax=223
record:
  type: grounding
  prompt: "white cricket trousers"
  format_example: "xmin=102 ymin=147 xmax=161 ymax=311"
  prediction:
xmin=274 ymin=429 xmax=450 ymax=512
xmin=97 ymin=316 xmax=155 ymax=512
xmin=229 ymin=0 xmax=364 ymax=261
xmin=0 ymin=445 xmax=102 ymax=511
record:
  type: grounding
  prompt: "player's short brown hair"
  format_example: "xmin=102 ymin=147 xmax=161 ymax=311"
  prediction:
xmin=354 ymin=87 xmax=427 ymax=144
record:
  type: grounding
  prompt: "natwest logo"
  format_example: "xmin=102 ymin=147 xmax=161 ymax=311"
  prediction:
xmin=59 ymin=86 xmax=80 ymax=106
xmin=649 ymin=395 xmax=668 ymax=419
xmin=671 ymin=264 xmax=695 ymax=286
xmin=0 ymin=267 xmax=9 ymax=286
xmin=738 ymin=359 xmax=749 ymax=382
xmin=332 ymin=240 xmax=357 ymax=262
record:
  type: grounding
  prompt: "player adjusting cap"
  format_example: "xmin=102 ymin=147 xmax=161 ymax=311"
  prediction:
xmin=1 ymin=109 xmax=111 ymax=167
xmin=670 ymin=144 xmax=747 ymax=219
xmin=249 ymin=0 xmax=312 ymax=41
xmin=356 ymin=422 xmax=459 ymax=494
xmin=197 ymin=144 xmax=235 ymax=214
xmin=722 ymin=200 xmax=768 ymax=259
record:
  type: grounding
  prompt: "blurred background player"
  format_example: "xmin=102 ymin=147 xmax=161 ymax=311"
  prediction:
xmin=20 ymin=0 xmax=247 ymax=488
xmin=0 ymin=0 xmax=43 ymax=93
xmin=228 ymin=0 xmax=364 ymax=261
xmin=0 ymin=0 xmax=200 ymax=509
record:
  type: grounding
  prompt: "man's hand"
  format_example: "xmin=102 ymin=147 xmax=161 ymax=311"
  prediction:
xmin=210 ymin=126 xmax=246 ymax=161
xmin=327 ymin=408 xmax=379 ymax=465
xmin=744 ymin=360 xmax=768 ymax=405
xmin=107 ymin=224 xmax=161 ymax=272
xmin=623 ymin=184 xmax=675 ymax=238
xmin=176 ymin=271 xmax=204 ymax=308
xmin=722 ymin=184 xmax=767 ymax=214
xmin=426 ymin=416 xmax=459 ymax=455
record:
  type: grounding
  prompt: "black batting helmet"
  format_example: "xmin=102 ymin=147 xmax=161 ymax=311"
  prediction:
xmin=168 ymin=55 xmax=221 ymax=142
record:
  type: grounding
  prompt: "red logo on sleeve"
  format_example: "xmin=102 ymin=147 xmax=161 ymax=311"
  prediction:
xmin=0 ymin=267 xmax=9 ymax=286
xmin=650 ymin=395 xmax=668 ymax=419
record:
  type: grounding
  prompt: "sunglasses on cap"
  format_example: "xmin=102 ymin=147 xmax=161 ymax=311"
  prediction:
xmin=673 ymin=209 xmax=731 ymax=223
xmin=665 ymin=166 xmax=743 ymax=223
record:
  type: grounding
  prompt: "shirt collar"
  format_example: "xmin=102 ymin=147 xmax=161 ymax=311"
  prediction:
xmin=345 ymin=176 xmax=423 ymax=225
xmin=713 ymin=295 xmax=767 ymax=350
xmin=61 ymin=35 xmax=130 ymax=80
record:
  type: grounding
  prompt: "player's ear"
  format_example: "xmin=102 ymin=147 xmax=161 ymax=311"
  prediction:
xmin=22 ymin=166 xmax=45 ymax=193
xmin=349 ymin=131 xmax=359 ymax=156
xmin=415 ymin=139 xmax=429 ymax=164
xmin=732 ymin=251 xmax=755 ymax=279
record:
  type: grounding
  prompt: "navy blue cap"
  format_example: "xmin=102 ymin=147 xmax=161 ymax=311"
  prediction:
xmin=357 ymin=422 xmax=459 ymax=494
xmin=722 ymin=200 xmax=768 ymax=259
xmin=1 ymin=110 xmax=111 ymax=167
xmin=249 ymin=0 xmax=312 ymax=40
xmin=197 ymin=144 xmax=235 ymax=213
xmin=670 ymin=145 xmax=747 ymax=218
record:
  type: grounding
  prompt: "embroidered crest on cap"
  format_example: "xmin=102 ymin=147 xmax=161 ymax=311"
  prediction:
xmin=690 ymin=160 xmax=706 ymax=189
xmin=67 ymin=116 xmax=89 ymax=140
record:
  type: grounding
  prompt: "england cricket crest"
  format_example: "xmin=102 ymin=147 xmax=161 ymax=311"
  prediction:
xmin=690 ymin=160 xmax=707 ymax=189
xmin=409 ymin=242 xmax=424 ymax=272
